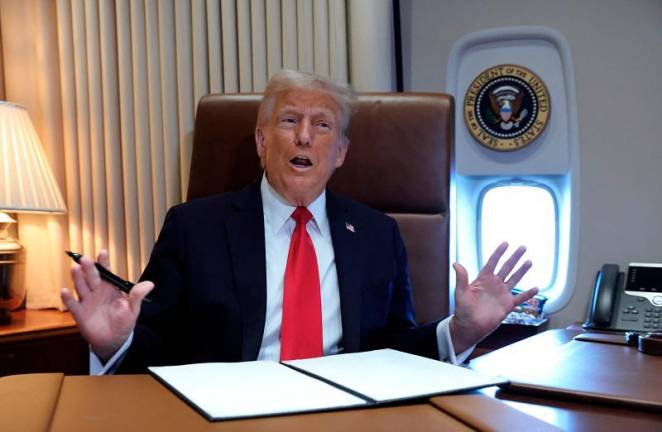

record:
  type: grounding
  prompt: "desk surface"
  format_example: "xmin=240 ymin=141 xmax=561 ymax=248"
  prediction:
xmin=5 ymin=374 xmax=476 ymax=432
xmin=56 ymin=375 xmax=474 ymax=432
xmin=470 ymin=329 xmax=662 ymax=431
xmin=5 ymin=371 xmax=657 ymax=432
xmin=2 ymin=372 xmax=566 ymax=432
xmin=2 ymin=329 xmax=661 ymax=431
xmin=481 ymin=387 xmax=662 ymax=431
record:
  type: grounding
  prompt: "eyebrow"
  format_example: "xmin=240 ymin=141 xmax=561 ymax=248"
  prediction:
xmin=277 ymin=105 xmax=337 ymax=119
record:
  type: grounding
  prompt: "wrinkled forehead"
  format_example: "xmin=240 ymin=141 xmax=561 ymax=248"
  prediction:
xmin=271 ymin=88 xmax=342 ymax=121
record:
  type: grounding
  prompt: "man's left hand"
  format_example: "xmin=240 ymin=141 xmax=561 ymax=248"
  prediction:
xmin=450 ymin=242 xmax=539 ymax=354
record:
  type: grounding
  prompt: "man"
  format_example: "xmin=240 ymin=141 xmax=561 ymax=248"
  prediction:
xmin=61 ymin=70 xmax=537 ymax=373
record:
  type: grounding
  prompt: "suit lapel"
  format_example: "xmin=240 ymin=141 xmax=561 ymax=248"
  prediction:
xmin=327 ymin=190 xmax=362 ymax=352
xmin=225 ymin=182 xmax=267 ymax=360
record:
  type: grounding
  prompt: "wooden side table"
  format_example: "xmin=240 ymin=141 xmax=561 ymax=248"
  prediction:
xmin=0 ymin=309 xmax=88 ymax=376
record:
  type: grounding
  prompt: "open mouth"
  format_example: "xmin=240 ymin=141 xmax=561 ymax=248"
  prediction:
xmin=290 ymin=156 xmax=313 ymax=168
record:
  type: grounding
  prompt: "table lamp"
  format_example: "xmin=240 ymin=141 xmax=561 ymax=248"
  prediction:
xmin=0 ymin=101 xmax=66 ymax=324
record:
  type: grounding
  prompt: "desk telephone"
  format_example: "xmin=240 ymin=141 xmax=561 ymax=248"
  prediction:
xmin=583 ymin=263 xmax=662 ymax=332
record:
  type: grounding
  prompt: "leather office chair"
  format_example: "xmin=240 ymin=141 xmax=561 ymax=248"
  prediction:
xmin=188 ymin=93 xmax=453 ymax=325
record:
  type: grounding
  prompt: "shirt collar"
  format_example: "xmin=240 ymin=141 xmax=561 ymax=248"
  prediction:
xmin=260 ymin=174 xmax=328 ymax=236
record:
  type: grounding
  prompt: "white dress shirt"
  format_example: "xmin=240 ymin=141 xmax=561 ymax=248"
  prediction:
xmin=258 ymin=176 xmax=343 ymax=359
xmin=90 ymin=175 xmax=472 ymax=374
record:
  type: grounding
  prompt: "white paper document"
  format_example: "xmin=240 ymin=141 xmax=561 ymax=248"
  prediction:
xmin=149 ymin=349 xmax=506 ymax=421
xmin=149 ymin=360 xmax=367 ymax=420
xmin=285 ymin=349 xmax=507 ymax=402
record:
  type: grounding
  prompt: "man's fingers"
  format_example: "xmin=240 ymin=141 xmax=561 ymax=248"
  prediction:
xmin=79 ymin=256 xmax=102 ymax=288
xmin=97 ymin=249 xmax=111 ymax=270
xmin=453 ymin=263 xmax=470 ymax=291
xmin=71 ymin=265 xmax=92 ymax=300
xmin=505 ymin=260 xmax=533 ymax=289
xmin=481 ymin=242 xmax=508 ymax=275
xmin=128 ymin=281 xmax=155 ymax=314
xmin=512 ymin=287 xmax=539 ymax=305
xmin=497 ymin=245 xmax=526 ymax=280
xmin=60 ymin=287 xmax=82 ymax=317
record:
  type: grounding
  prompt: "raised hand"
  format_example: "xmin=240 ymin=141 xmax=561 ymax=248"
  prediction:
xmin=61 ymin=249 xmax=153 ymax=362
xmin=450 ymin=242 xmax=538 ymax=354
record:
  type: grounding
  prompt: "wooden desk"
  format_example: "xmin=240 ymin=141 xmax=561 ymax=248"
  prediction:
xmin=2 ymin=374 xmax=478 ymax=432
xmin=0 ymin=309 xmax=88 ymax=376
xmin=480 ymin=387 xmax=662 ymax=431
xmin=470 ymin=329 xmax=662 ymax=431
xmin=2 ymin=329 xmax=660 ymax=431
xmin=1 ymin=370 xmax=643 ymax=432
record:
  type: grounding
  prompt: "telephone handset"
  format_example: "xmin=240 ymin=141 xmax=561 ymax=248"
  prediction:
xmin=584 ymin=263 xmax=662 ymax=332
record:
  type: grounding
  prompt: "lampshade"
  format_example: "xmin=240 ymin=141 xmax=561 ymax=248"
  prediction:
xmin=0 ymin=101 xmax=66 ymax=213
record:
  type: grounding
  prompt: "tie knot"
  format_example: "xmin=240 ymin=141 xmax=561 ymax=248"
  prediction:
xmin=291 ymin=206 xmax=313 ymax=226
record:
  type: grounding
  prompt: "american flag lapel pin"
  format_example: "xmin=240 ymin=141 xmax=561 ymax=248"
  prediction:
xmin=345 ymin=222 xmax=355 ymax=233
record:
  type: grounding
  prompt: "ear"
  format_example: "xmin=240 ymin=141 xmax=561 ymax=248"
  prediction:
xmin=255 ymin=127 xmax=266 ymax=159
xmin=334 ymin=137 xmax=348 ymax=168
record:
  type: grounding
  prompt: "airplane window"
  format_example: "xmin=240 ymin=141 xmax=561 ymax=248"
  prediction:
xmin=479 ymin=183 xmax=557 ymax=291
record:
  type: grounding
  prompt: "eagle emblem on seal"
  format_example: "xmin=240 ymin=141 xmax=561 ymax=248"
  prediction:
xmin=489 ymin=85 xmax=528 ymax=131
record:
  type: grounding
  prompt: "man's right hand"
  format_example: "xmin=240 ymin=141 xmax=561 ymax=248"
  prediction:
xmin=61 ymin=249 xmax=154 ymax=362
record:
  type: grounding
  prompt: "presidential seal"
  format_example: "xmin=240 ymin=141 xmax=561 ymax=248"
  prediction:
xmin=464 ymin=64 xmax=550 ymax=151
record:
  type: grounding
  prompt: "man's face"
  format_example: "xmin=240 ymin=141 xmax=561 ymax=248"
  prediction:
xmin=255 ymin=88 xmax=348 ymax=206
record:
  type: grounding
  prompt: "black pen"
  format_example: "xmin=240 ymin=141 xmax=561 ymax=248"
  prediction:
xmin=65 ymin=251 xmax=151 ymax=303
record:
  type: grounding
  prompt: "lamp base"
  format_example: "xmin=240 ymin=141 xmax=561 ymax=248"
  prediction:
xmin=0 ymin=238 xmax=25 ymax=313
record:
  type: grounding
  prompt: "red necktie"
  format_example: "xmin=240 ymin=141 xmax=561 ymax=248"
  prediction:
xmin=280 ymin=206 xmax=323 ymax=360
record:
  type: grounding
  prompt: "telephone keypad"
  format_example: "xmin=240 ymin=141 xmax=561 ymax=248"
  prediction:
xmin=643 ymin=308 xmax=662 ymax=329
xmin=617 ymin=296 xmax=662 ymax=331
xmin=623 ymin=305 xmax=638 ymax=314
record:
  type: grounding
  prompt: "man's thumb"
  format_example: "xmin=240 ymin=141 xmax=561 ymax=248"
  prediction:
xmin=452 ymin=263 xmax=469 ymax=290
xmin=129 ymin=281 xmax=154 ymax=312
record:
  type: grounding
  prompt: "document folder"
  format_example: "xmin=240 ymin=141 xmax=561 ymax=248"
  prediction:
xmin=149 ymin=348 xmax=506 ymax=421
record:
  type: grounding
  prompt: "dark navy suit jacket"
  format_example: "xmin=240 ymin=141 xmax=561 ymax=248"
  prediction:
xmin=118 ymin=182 xmax=440 ymax=373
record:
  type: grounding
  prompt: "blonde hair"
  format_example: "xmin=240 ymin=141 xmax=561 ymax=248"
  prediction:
xmin=257 ymin=70 xmax=356 ymax=142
